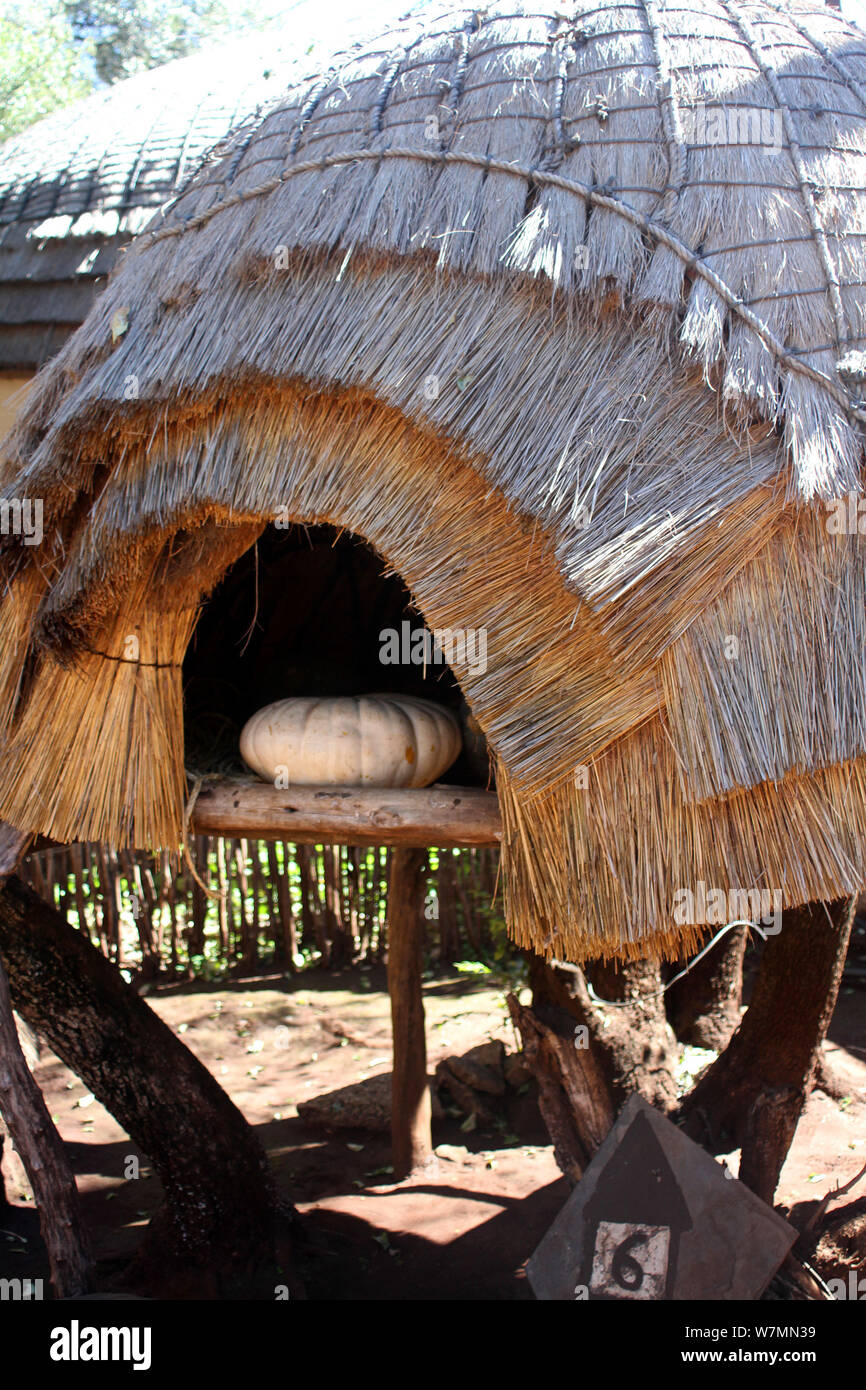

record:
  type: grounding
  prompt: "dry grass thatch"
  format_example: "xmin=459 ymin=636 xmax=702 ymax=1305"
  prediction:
xmin=500 ymin=717 xmax=866 ymax=960
xmin=661 ymin=507 xmax=866 ymax=802
xmin=0 ymin=0 xmax=865 ymax=959
xmin=0 ymin=25 xmax=318 ymax=371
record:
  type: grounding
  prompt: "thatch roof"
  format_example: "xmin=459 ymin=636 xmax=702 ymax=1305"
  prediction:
xmin=2 ymin=0 xmax=866 ymax=961
xmin=0 ymin=29 xmax=317 ymax=369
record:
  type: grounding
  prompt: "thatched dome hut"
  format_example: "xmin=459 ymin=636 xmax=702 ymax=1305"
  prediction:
xmin=0 ymin=28 xmax=320 ymax=435
xmin=1 ymin=0 xmax=865 ymax=962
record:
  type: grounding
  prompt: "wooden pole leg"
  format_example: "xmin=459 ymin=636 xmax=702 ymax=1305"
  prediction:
xmin=0 ymin=872 xmax=291 ymax=1295
xmin=0 ymin=822 xmax=94 ymax=1298
xmin=681 ymin=896 xmax=856 ymax=1203
xmin=0 ymin=950 xmax=94 ymax=1298
xmin=387 ymin=848 xmax=433 ymax=1179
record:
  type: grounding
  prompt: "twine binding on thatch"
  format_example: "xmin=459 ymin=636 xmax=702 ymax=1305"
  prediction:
xmin=728 ymin=1 xmax=848 ymax=352
xmin=132 ymin=143 xmax=866 ymax=426
xmin=2 ymin=0 xmax=866 ymax=959
xmin=637 ymin=0 xmax=688 ymax=220
xmin=81 ymin=648 xmax=182 ymax=669
xmin=767 ymin=0 xmax=866 ymax=113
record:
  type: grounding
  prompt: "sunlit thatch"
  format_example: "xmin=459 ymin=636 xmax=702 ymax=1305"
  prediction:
xmin=1 ymin=0 xmax=865 ymax=958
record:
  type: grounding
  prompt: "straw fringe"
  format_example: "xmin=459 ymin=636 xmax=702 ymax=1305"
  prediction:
xmin=3 ymin=1 xmax=866 ymax=957
xmin=0 ymin=523 xmax=262 ymax=847
xmin=0 ymin=595 xmax=195 ymax=848
xmin=499 ymin=714 xmax=866 ymax=962
xmin=115 ymin=145 xmax=866 ymax=432
xmin=0 ymin=565 xmax=45 ymax=739
xmin=28 ymin=386 xmax=662 ymax=797
xmin=661 ymin=508 xmax=866 ymax=803
xmin=1 ymin=249 xmax=789 ymax=684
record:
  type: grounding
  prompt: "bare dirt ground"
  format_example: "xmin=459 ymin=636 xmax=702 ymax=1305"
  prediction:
xmin=2 ymin=964 xmax=864 ymax=1299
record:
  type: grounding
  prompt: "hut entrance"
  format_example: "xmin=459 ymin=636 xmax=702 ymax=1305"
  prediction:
xmin=182 ymin=520 xmax=494 ymax=1178
xmin=182 ymin=521 xmax=487 ymax=788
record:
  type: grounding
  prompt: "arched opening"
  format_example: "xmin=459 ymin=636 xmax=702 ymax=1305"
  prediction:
xmin=182 ymin=521 xmax=493 ymax=789
xmin=177 ymin=519 xmax=501 ymax=1181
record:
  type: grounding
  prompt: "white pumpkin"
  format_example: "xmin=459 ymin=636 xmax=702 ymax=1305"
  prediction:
xmin=239 ymin=694 xmax=462 ymax=788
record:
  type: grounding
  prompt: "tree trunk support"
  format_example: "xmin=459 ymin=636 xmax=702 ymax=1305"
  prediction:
xmin=0 ymin=945 xmax=94 ymax=1297
xmin=387 ymin=848 xmax=432 ymax=1179
xmin=681 ymin=897 xmax=856 ymax=1204
xmin=666 ymin=924 xmax=747 ymax=1051
xmin=0 ymin=871 xmax=294 ymax=1295
xmin=508 ymin=955 xmax=677 ymax=1182
xmin=506 ymin=990 xmax=613 ymax=1182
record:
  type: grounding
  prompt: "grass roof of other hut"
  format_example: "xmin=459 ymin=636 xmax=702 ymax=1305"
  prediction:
xmin=0 ymin=2 xmax=418 ymax=368
xmin=0 ymin=30 xmax=306 ymax=368
xmin=1 ymin=0 xmax=866 ymax=960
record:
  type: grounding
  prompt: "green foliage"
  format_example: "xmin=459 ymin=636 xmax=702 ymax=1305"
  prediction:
xmin=49 ymin=836 xmax=521 ymax=983
xmin=0 ymin=0 xmax=260 ymax=143
xmin=63 ymin=0 xmax=257 ymax=85
xmin=453 ymin=960 xmax=492 ymax=976
xmin=0 ymin=0 xmax=90 ymax=141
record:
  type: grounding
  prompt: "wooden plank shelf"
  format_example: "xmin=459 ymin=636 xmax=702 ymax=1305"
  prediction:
xmin=190 ymin=779 xmax=501 ymax=848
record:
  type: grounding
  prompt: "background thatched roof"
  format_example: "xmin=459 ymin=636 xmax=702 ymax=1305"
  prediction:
xmin=2 ymin=0 xmax=866 ymax=960
xmin=0 ymin=3 xmax=423 ymax=372
xmin=0 ymin=31 xmax=311 ymax=369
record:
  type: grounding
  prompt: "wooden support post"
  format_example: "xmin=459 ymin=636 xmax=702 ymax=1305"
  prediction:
xmin=0 ymin=822 xmax=94 ymax=1296
xmin=0 ymin=952 xmax=94 ymax=1297
xmin=387 ymin=848 xmax=432 ymax=1180
xmin=681 ymin=896 xmax=856 ymax=1204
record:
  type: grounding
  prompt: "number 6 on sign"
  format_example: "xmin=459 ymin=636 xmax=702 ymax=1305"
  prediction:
xmin=588 ymin=1221 xmax=671 ymax=1300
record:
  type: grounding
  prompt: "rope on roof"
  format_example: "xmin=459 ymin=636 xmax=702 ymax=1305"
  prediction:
xmin=371 ymin=49 xmax=407 ymax=136
xmin=549 ymin=16 xmax=576 ymax=162
xmin=764 ymin=0 xmax=866 ymax=114
xmin=729 ymin=0 xmax=849 ymax=354
xmin=637 ymin=0 xmax=688 ymax=221
xmin=137 ymin=142 xmax=866 ymax=427
xmin=444 ymin=11 xmax=485 ymax=122
xmin=285 ymin=76 xmax=331 ymax=162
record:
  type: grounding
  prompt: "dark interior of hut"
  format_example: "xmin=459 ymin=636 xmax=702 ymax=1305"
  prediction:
xmin=182 ymin=522 xmax=493 ymax=787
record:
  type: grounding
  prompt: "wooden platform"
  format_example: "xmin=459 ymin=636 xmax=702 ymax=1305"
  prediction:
xmin=190 ymin=779 xmax=501 ymax=848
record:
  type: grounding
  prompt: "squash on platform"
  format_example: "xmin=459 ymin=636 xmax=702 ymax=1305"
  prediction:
xmin=239 ymin=694 xmax=462 ymax=788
